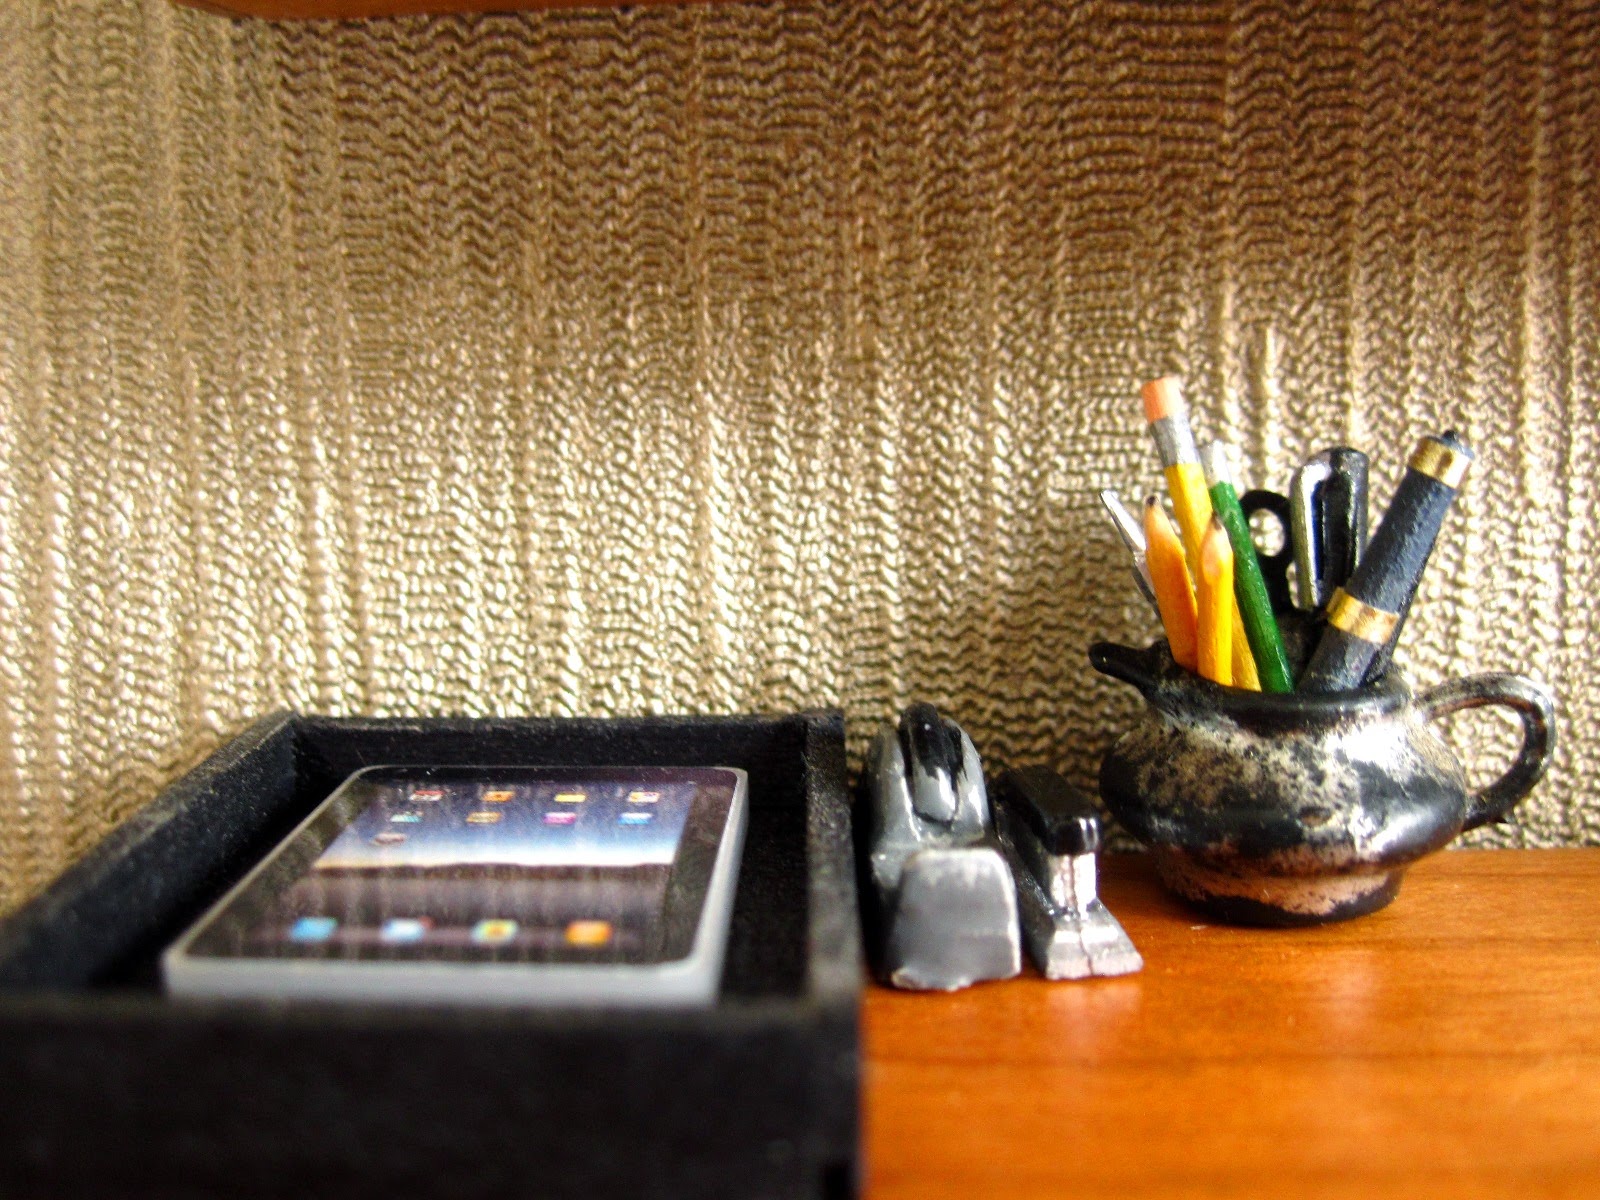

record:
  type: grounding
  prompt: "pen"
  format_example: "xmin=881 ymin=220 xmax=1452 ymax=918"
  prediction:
xmin=1320 ymin=448 xmax=1370 ymax=599
xmin=1299 ymin=432 xmax=1473 ymax=692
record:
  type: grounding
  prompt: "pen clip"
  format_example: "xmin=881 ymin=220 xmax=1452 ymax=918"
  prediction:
xmin=1319 ymin=448 xmax=1369 ymax=599
xmin=1289 ymin=455 xmax=1333 ymax=610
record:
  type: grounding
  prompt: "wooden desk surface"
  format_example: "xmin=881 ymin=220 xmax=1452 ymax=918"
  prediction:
xmin=864 ymin=849 xmax=1600 ymax=1199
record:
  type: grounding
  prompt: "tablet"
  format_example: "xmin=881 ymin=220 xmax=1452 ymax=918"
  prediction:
xmin=162 ymin=765 xmax=747 ymax=1006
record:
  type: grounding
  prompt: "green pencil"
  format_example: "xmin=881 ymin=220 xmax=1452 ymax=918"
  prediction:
xmin=1199 ymin=442 xmax=1295 ymax=694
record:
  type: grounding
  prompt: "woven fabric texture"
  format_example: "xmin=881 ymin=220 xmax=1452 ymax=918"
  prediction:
xmin=1 ymin=0 xmax=1596 ymax=911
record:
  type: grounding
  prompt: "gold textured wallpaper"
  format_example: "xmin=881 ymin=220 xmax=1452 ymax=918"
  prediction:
xmin=1 ymin=0 xmax=1596 ymax=912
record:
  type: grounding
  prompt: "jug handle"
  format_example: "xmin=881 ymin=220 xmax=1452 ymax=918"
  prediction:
xmin=1418 ymin=673 xmax=1557 ymax=831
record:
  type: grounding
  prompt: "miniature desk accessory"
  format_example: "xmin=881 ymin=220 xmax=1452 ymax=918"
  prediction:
xmin=1142 ymin=377 xmax=1259 ymax=689
xmin=1096 ymin=379 xmax=1558 ymax=925
xmin=861 ymin=703 xmax=1020 ymax=990
xmin=1092 ymin=640 xmax=1555 ymax=925
xmin=1201 ymin=442 xmax=1295 ymax=692
xmin=992 ymin=768 xmax=1142 ymax=980
xmin=1289 ymin=448 xmax=1369 ymax=612
xmin=0 ymin=712 xmax=859 ymax=1199
xmin=861 ymin=704 xmax=1139 ymax=989
xmin=1097 ymin=489 xmax=1158 ymax=610
xmin=1300 ymin=432 xmax=1470 ymax=690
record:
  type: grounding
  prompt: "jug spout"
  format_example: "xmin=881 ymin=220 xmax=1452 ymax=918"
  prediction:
xmin=1089 ymin=641 xmax=1164 ymax=698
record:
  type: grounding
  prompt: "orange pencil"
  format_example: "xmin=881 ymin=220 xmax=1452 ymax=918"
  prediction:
xmin=1197 ymin=515 xmax=1234 ymax=686
xmin=1143 ymin=496 xmax=1199 ymax=672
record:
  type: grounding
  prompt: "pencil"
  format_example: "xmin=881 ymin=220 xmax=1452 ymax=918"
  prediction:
xmin=1196 ymin=515 xmax=1234 ymax=686
xmin=1143 ymin=496 xmax=1199 ymax=672
xmin=1141 ymin=377 xmax=1261 ymax=690
xmin=1200 ymin=442 xmax=1295 ymax=693
xmin=1141 ymin=377 xmax=1212 ymax=559
xmin=1227 ymin=589 xmax=1259 ymax=688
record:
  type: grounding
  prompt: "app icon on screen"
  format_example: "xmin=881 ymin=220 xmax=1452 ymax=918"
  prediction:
xmin=542 ymin=811 xmax=578 ymax=826
xmin=553 ymin=792 xmax=587 ymax=805
xmin=380 ymin=917 xmax=431 ymax=944
xmin=465 ymin=811 xmax=502 ymax=825
xmin=564 ymin=920 xmax=613 ymax=947
xmin=289 ymin=916 xmax=339 ymax=943
xmin=472 ymin=920 xmax=518 ymax=945
xmin=482 ymin=790 xmax=515 ymax=804
xmin=627 ymin=790 xmax=661 ymax=805
xmin=410 ymin=787 xmax=444 ymax=802
xmin=372 ymin=831 xmax=407 ymax=846
xmin=389 ymin=812 xmax=422 ymax=824
xmin=618 ymin=811 xmax=654 ymax=825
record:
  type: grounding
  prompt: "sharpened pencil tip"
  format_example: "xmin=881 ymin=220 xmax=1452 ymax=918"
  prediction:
xmin=1200 ymin=514 xmax=1233 ymax=580
xmin=1141 ymin=376 xmax=1185 ymax=424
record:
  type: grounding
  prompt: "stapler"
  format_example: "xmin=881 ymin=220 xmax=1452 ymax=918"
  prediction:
xmin=992 ymin=767 xmax=1142 ymax=979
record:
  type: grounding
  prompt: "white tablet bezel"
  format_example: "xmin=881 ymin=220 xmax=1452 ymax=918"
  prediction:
xmin=162 ymin=765 xmax=747 ymax=1007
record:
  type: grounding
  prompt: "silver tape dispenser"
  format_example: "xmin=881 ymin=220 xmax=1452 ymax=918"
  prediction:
xmin=861 ymin=703 xmax=1140 ymax=990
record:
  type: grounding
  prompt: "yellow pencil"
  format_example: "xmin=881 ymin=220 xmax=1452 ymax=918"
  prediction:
xmin=1143 ymin=496 xmax=1199 ymax=672
xmin=1226 ymin=586 xmax=1258 ymax=686
xmin=1197 ymin=515 xmax=1234 ymax=686
xmin=1142 ymin=377 xmax=1212 ymax=554
xmin=1141 ymin=376 xmax=1260 ymax=691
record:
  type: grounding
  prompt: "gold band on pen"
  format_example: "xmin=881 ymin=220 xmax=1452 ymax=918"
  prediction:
xmin=1408 ymin=439 xmax=1471 ymax=489
xmin=1325 ymin=588 xmax=1400 ymax=645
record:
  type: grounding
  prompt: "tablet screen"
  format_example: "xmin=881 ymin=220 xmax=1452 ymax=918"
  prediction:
xmin=182 ymin=767 xmax=739 ymax=966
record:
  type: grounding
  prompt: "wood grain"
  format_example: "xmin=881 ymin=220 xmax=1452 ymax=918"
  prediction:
xmin=865 ymin=850 xmax=1600 ymax=1199
xmin=172 ymin=0 xmax=709 ymax=19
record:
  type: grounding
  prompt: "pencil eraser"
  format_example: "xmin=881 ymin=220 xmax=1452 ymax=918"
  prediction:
xmin=1142 ymin=376 xmax=1185 ymax=424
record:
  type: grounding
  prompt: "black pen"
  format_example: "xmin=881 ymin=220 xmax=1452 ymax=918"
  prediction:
xmin=1318 ymin=448 xmax=1369 ymax=599
xmin=1299 ymin=432 xmax=1473 ymax=692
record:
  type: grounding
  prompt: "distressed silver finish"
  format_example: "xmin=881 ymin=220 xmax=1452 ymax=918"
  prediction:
xmin=1092 ymin=639 xmax=1558 ymax=925
xmin=994 ymin=802 xmax=1142 ymax=981
xmin=862 ymin=714 xmax=1020 ymax=991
